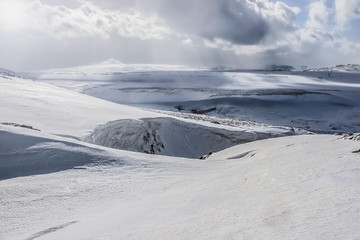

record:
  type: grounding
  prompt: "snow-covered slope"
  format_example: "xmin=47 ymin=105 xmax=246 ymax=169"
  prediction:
xmin=0 ymin=75 xmax=301 ymax=158
xmin=85 ymin=117 xmax=300 ymax=158
xmin=1 ymin=124 xmax=205 ymax=239
xmin=332 ymin=64 xmax=360 ymax=72
xmin=0 ymin=125 xmax=121 ymax=180
xmin=0 ymin=76 xmax=162 ymax=137
xmin=0 ymin=67 xmax=16 ymax=77
xmin=35 ymin=58 xmax=206 ymax=76
xmin=2 ymin=134 xmax=358 ymax=240
xmin=28 ymin=67 xmax=360 ymax=133
xmin=1 ymin=66 xmax=359 ymax=240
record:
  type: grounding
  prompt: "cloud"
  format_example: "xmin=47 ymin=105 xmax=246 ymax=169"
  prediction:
xmin=335 ymin=0 xmax=360 ymax=26
xmin=0 ymin=0 xmax=359 ymax=71
xmin=91 ymin=0 xmax=300 ymax=45
xmin=306 ymin=1 xmax=329 ymax=29
xmin=143 ymin=0 xmax=300 ymax=45
xmin=0 ymin=0 xmax=170 ymax=40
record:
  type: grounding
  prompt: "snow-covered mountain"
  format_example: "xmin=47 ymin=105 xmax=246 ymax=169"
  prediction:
xmin=28 ymin=64 xmax=360 ymax=133
xmin=333 ymin=64 xmax=360 ymax=72
xmin=36 ymin=58 xmax=207 ymax=76
xmin=0 ymin=67 xmax=16 ymax=77
xmin=1 ymin=69 xmax=360 ymax=240
xmin=1 ymin=124 xmax=359 ymax=239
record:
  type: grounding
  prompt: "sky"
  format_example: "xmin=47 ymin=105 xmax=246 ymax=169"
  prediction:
xmin=0 ymin=0 xmax=359 ymax=71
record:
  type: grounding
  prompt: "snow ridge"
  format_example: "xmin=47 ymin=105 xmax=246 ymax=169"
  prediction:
xmin=0 ymin=67 xmax=16 ymax=77
xmin=84 ymin=117 xmax=301 ymax=158
xmin=0 ymin=128 xmax=123 ymax=180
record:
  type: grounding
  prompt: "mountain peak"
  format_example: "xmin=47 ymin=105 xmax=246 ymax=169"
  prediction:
xmin=0 ymin=67 xmax=16 ymax=77
xmin=100 ymin=58 xmax=124 ymax=65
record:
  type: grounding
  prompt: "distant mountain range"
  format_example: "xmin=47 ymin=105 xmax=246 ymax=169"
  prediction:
xmin=333 ymin=64 xmax=360 ymax=72
xmin=0 ymin=67 xmax=16 ymax=77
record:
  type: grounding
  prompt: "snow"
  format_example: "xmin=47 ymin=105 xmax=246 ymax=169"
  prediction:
xmin=332 ymin=64 xmax=360 ymax=72
xmin=0 ymin=67 xmax=16 ymax=77
xmin=0 ymin=125 xmax=121 ymax=180
xmin=34 ymin=59 xmax=207 ymax=76
xmin=1 ymin=65 xmax=360 ymax=240
xmin=27 ymin=66 xmax=360 ymax=133
xmin=0 ymin=75 xmax=302 ymax=158
xmin=0 ymin=124 xmax=213 ymax=239
xmin=0 ymin=76 xmax=162 ymax=137
xmin=2 ymin=134 xmax=358 ymax=240
xmin=84 ymin=117 xmax=301 ymax=158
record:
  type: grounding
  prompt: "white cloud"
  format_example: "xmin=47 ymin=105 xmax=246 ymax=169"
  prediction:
xmin=0 ymin=0 xmax=359 ymax=71
xmin=0 ymin=0 xmax=29 ymax=30
xmin=306 ymin=1 xmax=329 ymax=29
xmin=181 ymin=38 xmax=193 ymax=45
xmin=0 ymin=0 xmax=170 ymax=40
xmin=335 ymin=0 xmax=360 ymax=26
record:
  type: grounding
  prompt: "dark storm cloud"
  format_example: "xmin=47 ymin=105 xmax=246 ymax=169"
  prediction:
xmin=158 ymin=0 xmax=268 ymax=45
xmin=92 ymin=0 xmax=299 ymax=45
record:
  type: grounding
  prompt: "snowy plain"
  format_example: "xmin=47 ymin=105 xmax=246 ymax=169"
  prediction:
xmin=29 ymin=61 xmax=360 ymax=133
xmin=1 ymin=62 xmax=360 ymax=239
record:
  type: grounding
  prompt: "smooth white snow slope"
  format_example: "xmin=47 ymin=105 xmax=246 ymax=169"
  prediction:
xmin=0 ymin=75 xmax=162 ymax=138
xmin=0 ymin=125 xmax=125 ymax=180
xmin=1 ymin=124 xmax=210 ymax=239
xmin=2 ymin=134 xmax=356 ymax=240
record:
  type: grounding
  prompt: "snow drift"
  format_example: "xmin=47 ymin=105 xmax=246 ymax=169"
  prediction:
xmin=0 ymin=75 xmax=162 ymax=138
xmin=23 ymin=135 xmax=360 ymax=240
xmin=84 ymin=117 xmax=299 ymax=158
xmin=0 ymin=127 xmax=124 ymax=180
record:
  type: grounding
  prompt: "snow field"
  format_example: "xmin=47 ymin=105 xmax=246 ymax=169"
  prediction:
xmin=29 ymin=65 xmax=360 ymax=133
xmin=1 ymin=69 xmax=359 ymax=239
xmin=28 ymin=135 xmax=360 ymax=240
xmin=84 ymin=117 xmax=302 ymax=158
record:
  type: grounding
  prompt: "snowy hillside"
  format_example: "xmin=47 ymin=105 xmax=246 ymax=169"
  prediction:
xmin=0 ymin=76 xmax=162 ymax=137
xmin=332 ymin=64 xmax=360 ymax=72
xmin=1 ymin=0 xmax=360 ymax=237
xmin=1 ymin=67 xmax=359 ymax=240
xmin=0 ymin=125 xmax=119 ymax=180
xmin=0 ymin=75 xmax=302 ymax=158
xmin=0 ymin=67 xmax=16 ymax=77
xmin=1 ymin=131 xmax=359 ymax=240
xmin=29 ymin=63 xmax=360 ymax=133
xmin=34 ymin=58 xmax=207 ymax=76
xmin=84 ymin=117 xmax=302 ymax=158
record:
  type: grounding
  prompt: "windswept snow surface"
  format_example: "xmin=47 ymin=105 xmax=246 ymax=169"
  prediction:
xmin=0 ymin=125 xmax=124 ymax=180
xmin=0 ymin=75 xmax=162 ymax=137
xmin=0 ymin=124 xmax=211 ymax=239
xmin=28 ymin=64 xmax=360 ymax=133
xmin=2 ymin=134 xmax=359 ymax=240
xmin=1 ymin=67 xmax=360 ymax=240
